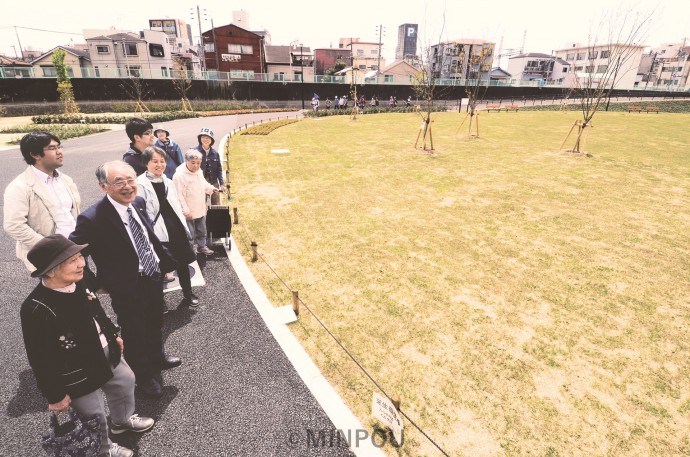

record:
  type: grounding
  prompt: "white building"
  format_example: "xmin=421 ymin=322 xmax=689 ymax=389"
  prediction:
xmin=554 ymin=42 xmax=645 ymax=89
xmin=644 ymin=41 xmax=690 ymax=89
xmin=507 ymin=53 xmax=573 ymax=84
xmin=84 ymin=29 xmax=175 ymax=78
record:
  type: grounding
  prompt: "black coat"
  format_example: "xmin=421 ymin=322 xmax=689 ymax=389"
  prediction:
xmin=20 ymin=280 xmax=121 ymax=404
xmin=69 ymin=196 xmax=176 ymax=296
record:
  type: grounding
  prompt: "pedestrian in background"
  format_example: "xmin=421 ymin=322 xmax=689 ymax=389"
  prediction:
xmin=123 ymin=118 xmax=155 ymax=176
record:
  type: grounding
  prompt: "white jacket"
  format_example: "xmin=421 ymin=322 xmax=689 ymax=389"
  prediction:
xmin=3 ymin=167 xmax=81 ymax=271
xmin=172 ymin=164 xmax=216 ymax=219
xmin=136 ymin=173 xmax=190 ymax=242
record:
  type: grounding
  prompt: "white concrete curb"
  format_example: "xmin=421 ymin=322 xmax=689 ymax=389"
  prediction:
xmin=218 ymin=133 xmax=385 ymax=457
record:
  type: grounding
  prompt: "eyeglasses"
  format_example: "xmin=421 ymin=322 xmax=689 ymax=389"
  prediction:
xmin=108 ymin=178 xmax=137 ymax=189
xmin=44 ymin=145 xmax=64 ymax=152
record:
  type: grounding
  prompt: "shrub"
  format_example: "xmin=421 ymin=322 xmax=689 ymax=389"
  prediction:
xmin=238 ymin=119 xmax=299 ymax=135
xmin=6 ymin=124 xmax=110 ymax=144
xmin=31 ymin=111 xmax=198 ymax=124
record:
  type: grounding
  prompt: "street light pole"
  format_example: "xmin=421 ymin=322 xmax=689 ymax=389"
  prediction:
xmin=300 ymin=43 xmax=305 ymax=109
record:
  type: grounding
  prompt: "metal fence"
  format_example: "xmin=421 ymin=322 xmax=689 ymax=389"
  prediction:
xmin=2 ymin=65 xmax=689 ymax=92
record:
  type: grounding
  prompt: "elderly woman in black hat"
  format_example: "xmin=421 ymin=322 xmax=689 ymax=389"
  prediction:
xmin=20 ymin=235 xmax=155 ymax=457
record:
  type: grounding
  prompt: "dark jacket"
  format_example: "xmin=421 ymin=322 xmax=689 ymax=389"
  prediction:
xmin=154 ymin=139 xmax=183 ymax=180
xmin=194 ymin=145 xmax=224 ymax=186
xmin=122 ymin=145 xmax=146 ymax=176
xmin=20 ymin=280 xmax=121 ymax=404
xmin=69 ymin=196 xmax=176 ymax=296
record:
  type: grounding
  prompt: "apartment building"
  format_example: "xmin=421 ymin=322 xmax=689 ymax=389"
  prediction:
xmin=554 ymin=42 xmax=644 ymax=88
xmin=202 ymin=23 xmax=263 ymax=76
xmin=643 ymin=42 xmax=690 ymax=89
xmin=429 ymin=39 xmax=495 ymax=80
xmin=264 ymin=45 xmax=314 ymax=81
xmin=84 ymin=30 xmax=175 ymax=78
xmin=507 ymin=53 xmax=572 ymax=84
xmin=339 ymin=38 xmax=385 ymax=71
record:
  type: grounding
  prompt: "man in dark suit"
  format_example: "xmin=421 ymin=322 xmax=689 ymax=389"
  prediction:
xmin=70 ymin=160 xmax=180 ymax=398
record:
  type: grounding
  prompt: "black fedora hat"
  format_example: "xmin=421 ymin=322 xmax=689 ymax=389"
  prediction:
xmin=27 ymin=234 xmax=88 ymax=278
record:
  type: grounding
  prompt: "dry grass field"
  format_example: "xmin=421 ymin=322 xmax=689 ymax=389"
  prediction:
xmin=228 ymin=111 xmax=689 ymax=456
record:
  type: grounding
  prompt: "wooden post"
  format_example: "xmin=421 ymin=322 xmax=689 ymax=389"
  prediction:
xmin=233 ymin=207 xmax=239 ymax=224
xmin=391 ymin=394 xmax=401 ymax=411
xmin=560 ymin=120 xmax=580 ymax=151
xmin=251 ymin=241 xmax=258 ymax=262
xmin=292 ymin=290 xmax=300 ymax=316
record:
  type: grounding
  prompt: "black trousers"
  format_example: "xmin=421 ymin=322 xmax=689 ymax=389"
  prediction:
xmin=110 ymin=276 xmax=165 ymax=383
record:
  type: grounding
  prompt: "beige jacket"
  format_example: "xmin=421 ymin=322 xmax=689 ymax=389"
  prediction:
xmin=172 ymin=164 xmax=215 ymax=219
xmin=3 ymin=166 xmax=81 ymax=271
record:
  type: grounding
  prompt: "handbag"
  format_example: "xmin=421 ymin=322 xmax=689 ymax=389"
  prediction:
xmin=41 ymin=407 xmax=101 ymax=457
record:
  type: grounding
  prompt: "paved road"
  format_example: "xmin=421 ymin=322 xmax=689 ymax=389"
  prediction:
xmin=0 ymin=113 xmax=355 ymax=456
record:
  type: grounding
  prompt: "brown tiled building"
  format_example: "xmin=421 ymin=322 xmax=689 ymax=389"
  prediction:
xmin=202 ymin=24 xmax=263 ymax=74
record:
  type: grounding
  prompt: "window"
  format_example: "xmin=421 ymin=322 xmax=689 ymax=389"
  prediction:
xmin=588 ymin=51 xmax=598 ymax=59
xmin=123 ymin=43 xmax=138 ymax=56
xmin=357 ymin=49 xmax=364 ymax=56
xmin=384 ymin=75 xmax=393 ymax=82
xmin=359 ymin=64 xmax=366 ymax=69
xmin=576 ymin=52 xmax=586 ymax=60
xmin=562 ymin=67 xmax=569 ymax=73
xmin=566 ymin=53 xmax=575 ymax=61
xmin=585 ymin=65 xmax=594 ymax=73
xmin=597 ymin=65 xmax=608 ymax=73
xmin=96 ymin=45 xmax=109 ymax=54
xmin=161 ymin=66 xmax=168 ymax=77
xmin=126 ymin=65 xmax=141 ymax=77
xmin=204 ymin=43 xmax=215 ymax=52
xmin=575 ymin=66 xmax=583 ymax=71
xmin=94 ymin=66 xmax=100 ymax=77
xmin=227 ymin=44 xmax=253 ymax=54
xmin=600 ymin=50 xmax=610 ymax=58
xmin=149 ymin=44 xmax=164 ymax=57
xmin=41 ymin=66 xmax=57 ymax=77
xmin=371 ymin=49 xmax=377 ymax=55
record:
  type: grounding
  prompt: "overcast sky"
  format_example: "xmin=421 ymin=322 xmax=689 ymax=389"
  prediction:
xmin=1 ymin=0 xmax=687 ymax=68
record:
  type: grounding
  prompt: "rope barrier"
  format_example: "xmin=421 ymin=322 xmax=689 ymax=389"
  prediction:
xmin=225 ymin=115 xmax=449 ymax=454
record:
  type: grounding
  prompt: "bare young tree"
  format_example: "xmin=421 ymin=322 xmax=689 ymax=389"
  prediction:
xmin=457 ymin=41 xmax=494 ymax=138
xmin=171 ymin=57 xmax=194 ymax=112
xmin=120 ymin=71 xmax=151 ymax=115
xmin=562 ymin=7 xmax=653 ymax=153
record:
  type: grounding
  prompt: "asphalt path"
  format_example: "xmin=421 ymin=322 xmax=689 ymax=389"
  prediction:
xmin=0 ymin=112 xmax=355 ymax=456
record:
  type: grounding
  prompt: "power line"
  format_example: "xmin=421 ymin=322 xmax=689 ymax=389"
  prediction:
xmin=8 ymin=25 xmax=83 ymax=36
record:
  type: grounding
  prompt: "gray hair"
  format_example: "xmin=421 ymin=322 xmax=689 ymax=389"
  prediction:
xmin=184 ymin=149 xmax=202 ymax=161
xmin=96 ymin=160 xmax=136 ymax=185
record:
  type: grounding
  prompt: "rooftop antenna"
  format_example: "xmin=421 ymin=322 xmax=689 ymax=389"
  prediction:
xmin=521 ymin=30 xmax=527 ymax=54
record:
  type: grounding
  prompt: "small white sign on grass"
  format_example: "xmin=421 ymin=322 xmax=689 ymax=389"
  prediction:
xmin=274 ymin=305 xmax=298 ymax=324
xmin=371 ymin=392 xmax=404 ymax=445
xmin=270 ymin=149 xmax=290 ymax=154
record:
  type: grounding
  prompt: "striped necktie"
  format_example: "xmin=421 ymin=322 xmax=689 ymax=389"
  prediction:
xmin=127 ymin=207 xmax=160 ymax=277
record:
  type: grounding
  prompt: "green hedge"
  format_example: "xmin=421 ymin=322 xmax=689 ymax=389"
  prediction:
xmin=520 ymin=100 xmax=690 ymax=113
xmin=31 ymin=111 xmax=199 ymax=125
xmin=6 ymin=124 xmax=110 ymax=144
xmin=2 ymin=100 xmax=272 ymax=117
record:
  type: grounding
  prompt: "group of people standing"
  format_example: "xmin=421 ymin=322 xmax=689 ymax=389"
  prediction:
xmin=3 ymin=118 xmax=227 ymax=457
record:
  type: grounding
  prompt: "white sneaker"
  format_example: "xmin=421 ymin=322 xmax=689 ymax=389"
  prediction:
xmin=110 ymin=414 xmax=155 ymax=434
xmin=108 ymin=443 xmax=133 ymax=457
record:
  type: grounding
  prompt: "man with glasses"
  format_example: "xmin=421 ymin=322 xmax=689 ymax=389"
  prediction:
xmin=3 ymin=131 xmax=81 ymax=272
xmin=70 ymin=160 xmax=180 ymax=399
xmin=123 ymin=117 xmax=155 ymax=176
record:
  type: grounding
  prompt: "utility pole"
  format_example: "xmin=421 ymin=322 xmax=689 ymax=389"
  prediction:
xmin=14 ymin=26 xmax=25 ymax=61
xmin=300 ymin=44 xmax=305 ymax=109
xmin=191 ymin=5 xmax=205 ymax=73
xmin=375 ymin=25 xmax=385 ymax=84
xmin=211 ymin=18 xmax=219 ymax=71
